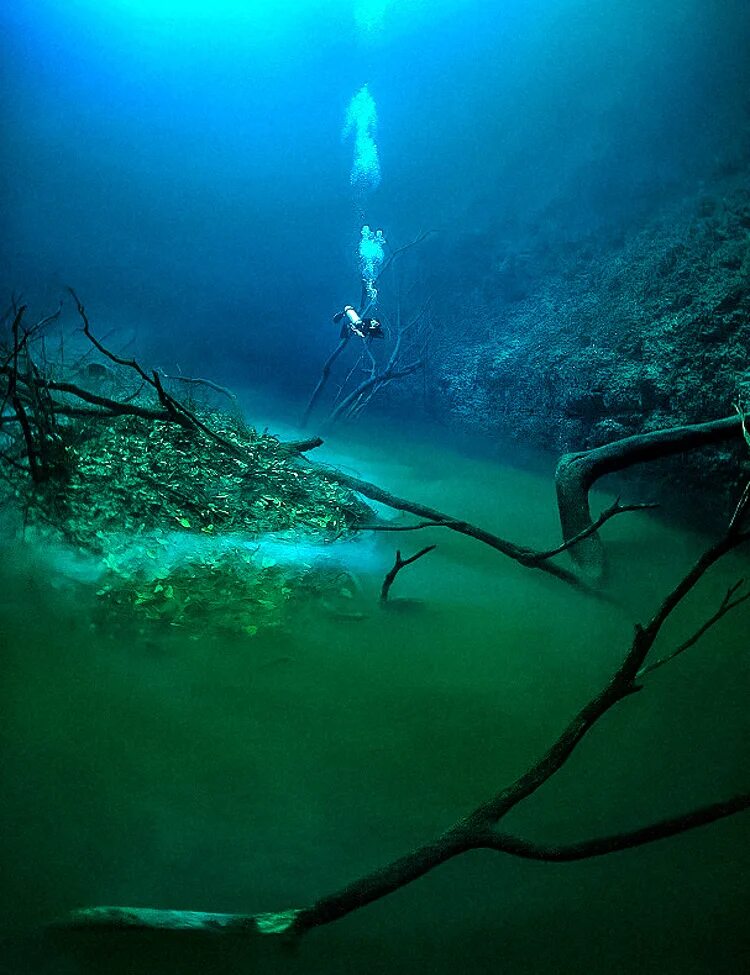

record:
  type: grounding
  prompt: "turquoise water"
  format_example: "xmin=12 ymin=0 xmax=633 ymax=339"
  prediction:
xmin=1 ymin=419 xmax=748 ymax=973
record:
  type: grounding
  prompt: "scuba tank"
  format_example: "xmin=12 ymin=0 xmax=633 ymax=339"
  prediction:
xmin=343 ymin=305 xmax=363 ymax=329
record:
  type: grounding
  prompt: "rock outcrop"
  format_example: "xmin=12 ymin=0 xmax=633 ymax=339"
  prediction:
xmin=424 ymin=166 xmax=750 ymax=516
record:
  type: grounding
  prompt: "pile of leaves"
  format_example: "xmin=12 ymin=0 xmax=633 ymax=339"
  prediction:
xmin=93 ymin=544 xmax=362 ymax=638
xmin=9 ymin=408 xmax=369 ymax=550
xmin=2 ymin=404 xmax=372 ymax=637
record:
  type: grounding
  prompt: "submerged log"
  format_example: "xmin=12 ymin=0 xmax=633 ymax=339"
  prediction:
xmin=55 ymin=512 xmax=750 ymax=943
xmin=59 ymin=906 xmax=300 ymax=936
xmin=555 ymin=414 xmax=743 ymax=579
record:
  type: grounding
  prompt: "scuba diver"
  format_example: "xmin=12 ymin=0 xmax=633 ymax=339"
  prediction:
xmin=332 ymin=304 xmax=384 ymax=340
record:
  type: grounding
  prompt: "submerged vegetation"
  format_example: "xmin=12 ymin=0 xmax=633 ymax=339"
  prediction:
xmin=0 ymin=300 xmax=369 ymax=638
xmin=93 ymin=547 xmax=359 ymax=638
xmin=5 ymin=408 xmax=366 ymax=550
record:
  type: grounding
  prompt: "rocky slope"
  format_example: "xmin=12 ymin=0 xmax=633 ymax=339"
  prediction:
xmin=424 ymin=166 xmax=750 ymax=515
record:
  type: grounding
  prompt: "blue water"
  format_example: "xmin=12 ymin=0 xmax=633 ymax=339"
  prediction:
xmin=3 ymin=1 xmax=749 ymax=390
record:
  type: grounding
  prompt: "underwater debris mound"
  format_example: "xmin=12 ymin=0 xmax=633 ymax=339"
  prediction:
xmin=0 ymin=302 xmax=372 ymax=637
xmin=1 ymin=405 xmax=370 ymax=638
xmin=1 ymin=404 xmax=370 ymax=637
xmin=0 ymin=313 xmax=364 ymax=544
xmin=4 ymin=407 xmax=368 ymax=551
xmin=93 ymin=541 xmax=363 ymax=639
xmin=0 ymin=297 xmax=369 ymax=552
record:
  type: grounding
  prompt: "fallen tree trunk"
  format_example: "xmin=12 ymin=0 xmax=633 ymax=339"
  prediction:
xmin=555 ymin=414 xmax=743 ymax=580
xmin=56 ymin=505 xmax=750 ymax=942
xmin=317 ymin=465 xmax=585 ymax=588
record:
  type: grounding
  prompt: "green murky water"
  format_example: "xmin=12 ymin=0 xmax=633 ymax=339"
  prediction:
xmin=1 ymin=420 xmax=748 ymax=973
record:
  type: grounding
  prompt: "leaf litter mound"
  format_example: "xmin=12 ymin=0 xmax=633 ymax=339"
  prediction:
xmin=6 ymin=408 xmax=371 ymax=637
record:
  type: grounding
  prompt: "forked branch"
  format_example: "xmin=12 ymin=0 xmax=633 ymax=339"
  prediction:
xmin=58 ymin=496 xmax=750 ymax=940
xmin=555 ymin=415 xmax=745 ymax=578
xmin=380 ymin=544 xmax=436 ymax=602
xmin=302 ymin=230 xmax=433 ymax=427
xmin=67 ymin=289 xmax=242 ymax=455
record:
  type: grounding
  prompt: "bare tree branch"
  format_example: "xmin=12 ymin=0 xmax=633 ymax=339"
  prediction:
xmin=359 ymin=519 xmax=446 ymax=532
xmin=6 ymin=305 xmax=41 ymax=482
xmin=67 ymin=288 xmax=152 ymax=385
xmin=482 ymin=793 xmax=750 ymax=860
xmin=638 ymin=579 xmax=750 ymax=677
xmin=41 ymin=379 xmax=173 ymax=422
xmin=373 ymin=230 xmax=434 ymax=288
xmin=325 ymin=358 xmax=423 ymax=427
xmin=555 ymin=414 xmax=744 ymax=578
xmin=380 ymin=544 xmax=436 ymax=602
xmin=358 ymin=500 xmax=654 ymax=551
xmin=535 ymin=498 xmax=658 ymax=561
xmin=158 ymin=371 xmax=238 ymax=403
xmin=313 ymin=464 xmax=588 ymax=589
xmin=729 ymin=479 xmax=750 ymax=532
xmin=301 ymin=333 xmax=350 ymax=428
xmin=67 ymin=290 xmax=244 ymax=455
xmin=58 ymin=506 xmax=750 ymax=941
xmin=302 ymin=232 xmax=433 ymax=427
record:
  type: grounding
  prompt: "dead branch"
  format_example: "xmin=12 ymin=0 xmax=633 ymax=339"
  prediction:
xmin=302 ymin=232 xmax=433 ymax=428
xmin=68 ymin=288 xmax=192 ymax=429
xmin=338 ymin=300 xmax=431 ymax=424
xmin=301 ymin=333 xmax=350 ymax=427
xmin=729 ymin=479 xmax=750 ymax=532
xmin=374 ymin=230 xmax=434 ymax=287
xmin=326 ymin=358 xmax=423 ymax=427
xmin=480 ymin=793 xmax=750 ymax=860
xmin=67 ymin=288 xmax=152 ymax=385
xmin=311 ymin=464 xmax=590 ymax=589
xmin=359 ymin=500 xmax=655 ymax=549
xmin=6 ymin=305 xmax=41 ymax=482
xmin=535 ymin=498 xmax=658 ymax=560
xmin=637 ymin=578 xmax=750 ymax=677
xmin=41 ymin=379 xmax=173 ymax=422
xmin=380 ymin=544 xmax=436 ymax=602
xmin=58 ymin=509 xmax=750 ymax=940
xmin=67 ymin=290 xmax=244 ymax=455
xmin=359 ymin=519 xmax=445 ymax=532
xmin=158 ymin=372 xmax=238 ymax=403
xmin=333 ymin=351 xmax=368 ymax=409
xmin=0 ymin=367 xmax=174 ymax=425
xmin=52 ymin=406 xmax=169 ymax=421
xmin=555 ymin=414 xmax=743 ymax=580
xmin=0 ymin=303 xmax=61 ymax=372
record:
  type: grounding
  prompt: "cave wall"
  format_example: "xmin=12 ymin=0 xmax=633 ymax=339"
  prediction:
xmin=416 ymin=166 xmax=750 ymax=515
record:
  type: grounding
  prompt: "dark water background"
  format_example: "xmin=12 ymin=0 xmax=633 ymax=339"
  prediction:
xmin=1 ymin=1 xmax=750 ymax=972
